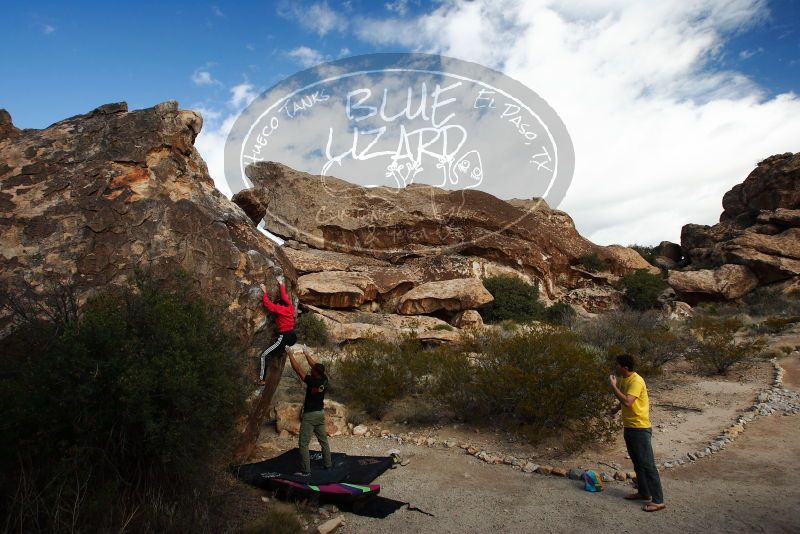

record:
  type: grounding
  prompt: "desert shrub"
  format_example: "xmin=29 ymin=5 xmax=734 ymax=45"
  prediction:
xmin=543 ymin=303 xmax=577 ymax=326
xmin=752 ymin=315 xmax=800 ymax=334
xmin=0 ymin=272 xmax=247 ymax=533
xmin=295 ymin=312 xmax=330 ymax=347
xmin=241 ymin=502 xmax=304 ymax=534
xmin=577 ymin=253 xmax=607 ymax=273
xmin=628 ymin=244 xmax=657 ymax=266
xmin=480 ymin=276 xmax=545 ymax=323
xmin=498 ymin=319 xmax=520 ymax=331
xmin=687 ymin=315 xmax=765 ymax=375
xmin=431 ymin=329 xmax=618 ymax=449
xmin=618 ymin=269 xmax=667 ymax=310
xmin=575 ymin=310 xmax=693 ymax=375
xmin=334 ymin=335 xmax=431 ymax=418
xmin=432 ymin=323 xmax=454 ymax=331
xmin=742 ymin=285 xmax=800 ymax=317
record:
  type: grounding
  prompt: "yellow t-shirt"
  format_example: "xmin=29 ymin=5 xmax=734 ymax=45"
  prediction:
xmin=620 ymin=372 xmax=650 ymax=428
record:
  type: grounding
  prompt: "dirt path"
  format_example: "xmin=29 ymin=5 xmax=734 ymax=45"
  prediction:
xmin=339 ymin=407 xmax=799 ymax=533
xmin=335 ymin=356 xmax=800 ymax=533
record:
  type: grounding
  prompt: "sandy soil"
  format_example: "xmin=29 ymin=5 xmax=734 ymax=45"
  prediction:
xmin=252 ymin=356 xmax=800 ymax=533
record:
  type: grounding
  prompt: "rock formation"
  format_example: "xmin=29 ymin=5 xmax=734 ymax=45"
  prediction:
xmin=0 ymin=102 xmax=291 ymax=460
xmin=233 ymin=161 xmax=655 ymax=328
xmin=672 ymin=152 xmax=800 ymax=300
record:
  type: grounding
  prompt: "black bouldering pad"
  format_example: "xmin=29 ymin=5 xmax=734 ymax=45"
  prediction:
xmin=231 ymin=448 xmax=394 ymax=504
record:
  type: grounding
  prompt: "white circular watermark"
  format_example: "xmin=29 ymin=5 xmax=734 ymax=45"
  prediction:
xmin=224 ymin=53 xmax=574 ymax=253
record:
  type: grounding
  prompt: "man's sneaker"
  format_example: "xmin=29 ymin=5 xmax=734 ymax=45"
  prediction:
xmin=293 ymin=471 xmax=311 ymax=477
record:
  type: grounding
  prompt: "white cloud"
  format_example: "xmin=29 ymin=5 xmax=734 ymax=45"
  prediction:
xmin=739 ymin=47 xmax=763 ymax=59
xmin=229 ymin=82 xmax=258 ymax=108
xmin=277 ymin=1 xmax=348 ymax=36
xmin=343 ymin=0 xmax=800 ymax=246
xmin=287 ymin=46 xmax=328 ymax=68
xmin=42 ymin=24 xmax=55 ymax=35
xmin=191 ymin=69 xmax=222 ymax=86
xmin=194 ymin=111 xmax=238 ymax=198
xmin=211 ymin=5 xmax=224 ymax=17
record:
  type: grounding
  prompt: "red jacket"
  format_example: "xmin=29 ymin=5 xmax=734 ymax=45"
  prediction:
xmin=262 ymin=283 xmax=295 ymax=333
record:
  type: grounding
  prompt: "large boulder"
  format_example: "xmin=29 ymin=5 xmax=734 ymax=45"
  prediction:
xmin=667 ymin=264 xmax=760 ymax=302
xmin=397 ymin=278 xmax=494 ymax=315
xmin=297 ymin=271 xmax=380 ymax=308
xmin=601 ymin=245 xmax=660 ymax=275
xmin=240 ymin=161 xmax=653 ymax=301
xmin=720 ymin=228 xmax=800 ymax=282
xmin=451 ymin=309 xmax=484 ymax=328
xmin=655 ymin=241 xmax=682 ymax=262
xmin=0 ymin=102 xmax=292 ymax=461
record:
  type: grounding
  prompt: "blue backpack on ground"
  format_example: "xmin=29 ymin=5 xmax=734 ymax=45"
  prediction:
xmin=582 ymin=470 xmax=604 ymax=492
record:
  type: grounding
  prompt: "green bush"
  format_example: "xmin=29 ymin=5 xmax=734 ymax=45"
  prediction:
xmin=432 ymin=323 xmax=454 ymax=331
xmin=0 ymin=272 xmax=247 ymax=533
xmin=295 ymin=311 xmax=330 ymax=347
xmin=577 ymin=253 xmax=608 ymax=273
xmin=628 ymin=244 xmax=657 ymax=266
xmin=431 ymin=329 xmax=619 ymax=449
xmin=618 ymin=269 xmax=667 ymax=310
xmin=543 ymin=303 xmax=577 ymax=326
xmin=334 ymin=336 xmax=431 ymax=418
xmin=479 ymin=276 xmax=545 ymax=323
xmin=688 ymin=315 xmax=765 ymax=375
xmin=576 ymin=310 xmax=693 ymax=375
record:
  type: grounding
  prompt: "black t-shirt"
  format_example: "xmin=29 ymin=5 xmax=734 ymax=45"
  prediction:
xmin=303 ymin=374 xmax=328 ymax=413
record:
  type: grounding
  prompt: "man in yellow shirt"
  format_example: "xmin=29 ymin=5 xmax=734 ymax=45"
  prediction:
xmin=609 ymin=354 xmax=666 ymax=512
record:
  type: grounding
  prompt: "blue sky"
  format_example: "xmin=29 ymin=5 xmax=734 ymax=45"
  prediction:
xmin=2 ymin=0 xmax=799 ymax=245
xmin=2 ymin=0 xmax=797 ymax=128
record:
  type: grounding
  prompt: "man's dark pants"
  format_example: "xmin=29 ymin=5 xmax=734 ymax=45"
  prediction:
xmin=623 ymin=427 xmax=664 ymax=504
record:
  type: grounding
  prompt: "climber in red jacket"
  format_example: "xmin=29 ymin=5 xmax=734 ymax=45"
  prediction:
xmin=258 ymin=277 xmax=297 ymax=384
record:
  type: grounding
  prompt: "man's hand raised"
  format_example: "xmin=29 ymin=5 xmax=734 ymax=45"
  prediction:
xmin=609 ymin=374 xmax=618 ymax=388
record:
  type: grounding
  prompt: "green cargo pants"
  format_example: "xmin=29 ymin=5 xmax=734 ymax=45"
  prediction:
xmin=298 ymin=410 xmax=332 ymax=473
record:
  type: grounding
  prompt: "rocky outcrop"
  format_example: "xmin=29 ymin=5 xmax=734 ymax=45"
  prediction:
xmin=667 ymin=264 xmax=759 ymax=302
xmin=234 ymin=161 xmax=654 ymax=315
xmin=0 ymin=102 xmax=291 ymax=461
xmin=720 ymin=153 xmax=800 ymax=227
xmin=242 ymin=162 xmax=649 ymax=291
xmin=679 ymin=152 xmax=800 ymax=287
xmin=397 ymin=278 xmax=494 ymax=315
xmin=297 ymin=268 xmax=419 ymax=309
